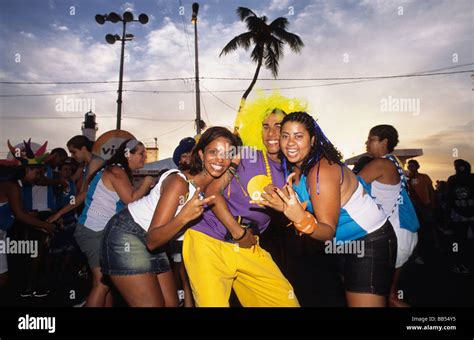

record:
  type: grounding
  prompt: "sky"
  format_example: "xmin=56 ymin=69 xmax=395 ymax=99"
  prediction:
xmin=0 ymin=0 xmax=472 ymax=181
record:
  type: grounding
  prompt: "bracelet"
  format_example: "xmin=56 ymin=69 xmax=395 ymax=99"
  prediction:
xmin=232 ymin=227 xmax=247 ymax=242
xmin=293 ymin=212 xmax=317 ymax=235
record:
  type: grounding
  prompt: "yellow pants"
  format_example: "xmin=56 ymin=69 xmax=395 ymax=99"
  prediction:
xmin=183 ymin=229 xmax=300 ymax=307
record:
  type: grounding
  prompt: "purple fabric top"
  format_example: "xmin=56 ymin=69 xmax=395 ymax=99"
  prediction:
xmin=191 ymin=149 xmax=285 ymax=242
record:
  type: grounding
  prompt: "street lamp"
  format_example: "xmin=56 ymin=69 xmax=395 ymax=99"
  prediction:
xmin=95 ymin=11 xmax=149 ymax=130
xmin=192 ymin=3 xmax=201 ymax=135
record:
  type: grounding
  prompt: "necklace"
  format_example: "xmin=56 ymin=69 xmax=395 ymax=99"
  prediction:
xmin=263 ymin=152 xmax=273 ymax=182
xmin=188 ymin=178 xmax=205 ymax=200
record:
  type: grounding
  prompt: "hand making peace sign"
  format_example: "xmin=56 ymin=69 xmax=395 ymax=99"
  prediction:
xmin=179 ymin=187 xmax=215 ymax=224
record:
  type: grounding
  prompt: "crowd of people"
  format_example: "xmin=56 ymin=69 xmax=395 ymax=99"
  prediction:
xmin=0 ymin=95 xmax=472 ymax=307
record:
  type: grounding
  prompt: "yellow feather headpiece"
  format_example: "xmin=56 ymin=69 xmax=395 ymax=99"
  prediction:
xmin=234 ymin=91 xmax=308 ymax=151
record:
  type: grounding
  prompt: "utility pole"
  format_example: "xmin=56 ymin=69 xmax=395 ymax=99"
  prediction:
xmin=192 ymin=3 xmax=201 ymax=135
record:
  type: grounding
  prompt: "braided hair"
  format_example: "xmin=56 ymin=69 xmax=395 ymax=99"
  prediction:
xmin=280 ymin=112 xmax=343 ymax=176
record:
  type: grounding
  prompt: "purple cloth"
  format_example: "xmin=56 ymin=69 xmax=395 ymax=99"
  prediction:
xmin=191 ymin=150 xmax=285 ymax=241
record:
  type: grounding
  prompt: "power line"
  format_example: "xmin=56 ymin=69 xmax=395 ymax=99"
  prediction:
xmin=200 ymin=91 xmax=210 ymax=125
xmin=0 ymin=78 xmax=193 ymax=85
xmin=125 ymin=116 xmax=193 ymax=122
xmin=202 ymin=62 xmax=474 ymax=81
xmin=178 ymin=0 xmax=194 ymax=74
xmin=0 ymin=115 xmax=113 ymax=120
xmin=1 ymin=69 xmax=472 ymax=97
xmin=0 ymin=90 xmax=116 ymax=98
xmin=127 ymin=69 xmax=474 ymax=93
xmin=157 ymin=120 xmax=195 ymax=138
xmin=0 ymin=115 xmax=193 ymax=121
xmin=201 ymin=83 xmax=236 ymax=111
xmin=2 ymin=63 xmax=472 ymax=85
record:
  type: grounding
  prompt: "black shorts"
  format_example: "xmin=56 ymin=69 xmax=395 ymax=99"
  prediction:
xmin=338 ymin=220 xmax=397 ymax=296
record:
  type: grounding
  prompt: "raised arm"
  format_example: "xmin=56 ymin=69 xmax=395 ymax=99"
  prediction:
xmin=108 ymin=166 xmax=154 ymax=204
xmin=47 ymin=190 xmax=85 ymax=223
xmin=204 ymin=167 xmax=256 ymax=248
xmin=47 ymin=159 xmax=104 ymax=223
xmin=146 ymin=175 xmax=214 ymax=250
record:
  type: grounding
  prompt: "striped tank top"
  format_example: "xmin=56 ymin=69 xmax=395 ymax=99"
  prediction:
xmin=293 ymin=169 xmax=387 ymax=242
xmin=78 ymin=168 xmax=124 ymax=231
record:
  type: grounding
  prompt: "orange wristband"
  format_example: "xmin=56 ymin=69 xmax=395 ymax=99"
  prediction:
xmin=293 ymin=212 xmax=317 ymax=235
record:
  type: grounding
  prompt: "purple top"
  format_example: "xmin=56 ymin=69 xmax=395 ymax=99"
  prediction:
xmin=191 ymin=149 xmax=285 ymax=242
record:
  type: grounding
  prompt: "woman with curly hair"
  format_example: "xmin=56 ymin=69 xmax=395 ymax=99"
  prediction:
xmin=259 ymin=112 xmax=397 ymax=307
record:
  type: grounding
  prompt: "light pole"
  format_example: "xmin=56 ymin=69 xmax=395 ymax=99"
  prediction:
xmin=192 ymin=3 xmax=201 ymax=135
xmin=95 ymin=11 xmax=149 ymax=130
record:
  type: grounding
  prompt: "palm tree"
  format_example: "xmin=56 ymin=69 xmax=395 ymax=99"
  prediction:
xmin=220 ymin=7 xmax=304 ymax=111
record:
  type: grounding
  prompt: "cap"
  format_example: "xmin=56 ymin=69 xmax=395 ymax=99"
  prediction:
xmin=173 ymin=137 xmax=196 ymax=166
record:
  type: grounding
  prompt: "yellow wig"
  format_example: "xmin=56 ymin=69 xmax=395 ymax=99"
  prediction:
xmin=235 ymin=91 xmax=308 ymax=151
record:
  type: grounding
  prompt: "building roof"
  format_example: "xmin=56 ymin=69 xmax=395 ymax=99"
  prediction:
xmin=345 ymin=149 xmax=423 ymax=166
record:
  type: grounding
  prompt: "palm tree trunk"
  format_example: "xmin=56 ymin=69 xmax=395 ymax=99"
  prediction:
xmin=239 ymin=56 xmax=263 ymax=112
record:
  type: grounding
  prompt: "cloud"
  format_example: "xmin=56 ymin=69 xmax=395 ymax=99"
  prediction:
xmin=0 ymin=0 xmax=471 ymax=176
xmin=51 ymin=23 xmax=69 ymax=31
xmin=269 ymin=0 xmax=291 ymax=11
xmin=19 ymin=31 xmax=35 ymax=39
xmin=121 ymin=2 xmax=135 ymax=12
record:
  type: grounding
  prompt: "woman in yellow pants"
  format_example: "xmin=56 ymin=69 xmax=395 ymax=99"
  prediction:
xmin=183 ymin=97 xmax=305 ymax=307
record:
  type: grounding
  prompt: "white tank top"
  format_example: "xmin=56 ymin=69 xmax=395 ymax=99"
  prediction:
xmin=78 ymin=169 xmax=124 ymax=231
xmin=336 ymin=182 xmax=388 ymax=241
xmin=128 ymin=169 xmax=196 ymax=232
xmin=371 ymin=180 xmax=401 ymax=230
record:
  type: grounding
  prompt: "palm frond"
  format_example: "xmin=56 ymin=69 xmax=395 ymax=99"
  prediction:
xmin=219 ymin=32 xmax=253 ymax=57
xmin=270 ymin=17 xmax=288 ymax=30
xmin=272 ymin=28 xmax=304 ymax=53
xmin=245 ymin=15 xmax=266 ymax=33
xmin=250 ymin=43 xmax=264 ymax=64
xmin=264 ymin=46 xmax=279 ymax=78
xmin=236 ymin=7 xmax=256 ymax=21
xmin=269 ymin=37 xmax=284 ymax=60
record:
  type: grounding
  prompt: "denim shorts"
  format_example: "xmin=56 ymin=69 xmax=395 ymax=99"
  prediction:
xmin=100 ymin=208 xmax=171 ymax=276
xmin=338 ymin=220 xmax=397 ymax=296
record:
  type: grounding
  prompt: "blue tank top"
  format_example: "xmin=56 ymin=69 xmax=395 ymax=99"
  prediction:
xmin=293 ymin=170 xmax=387 ymax=242
xmin=0 ymin=201 xmax=14 ymax=231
